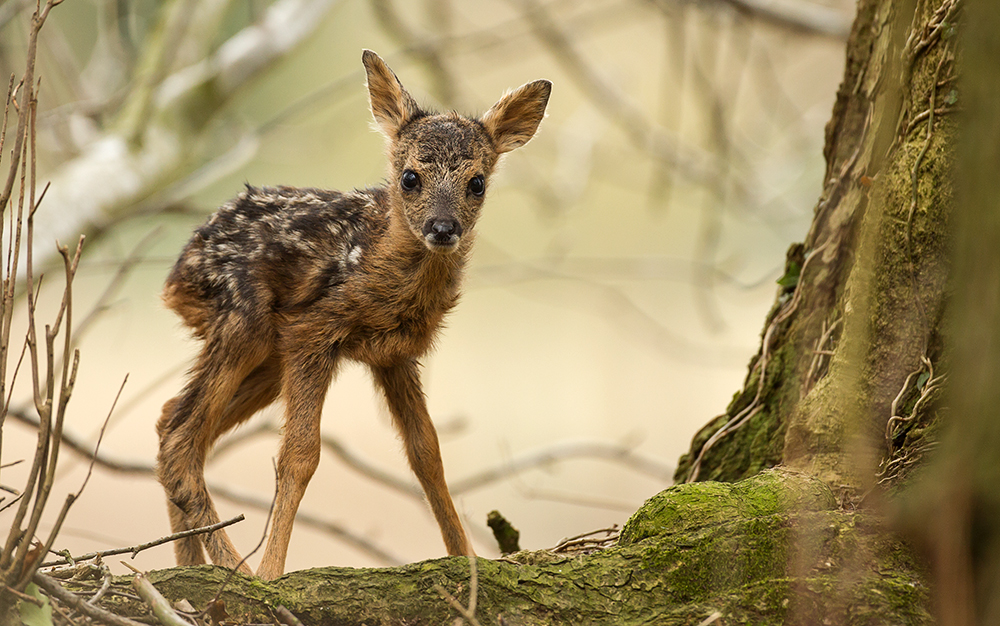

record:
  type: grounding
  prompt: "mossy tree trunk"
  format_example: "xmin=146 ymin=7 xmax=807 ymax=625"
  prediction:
xmin=675 ymin=0 xmax=958 ymax=496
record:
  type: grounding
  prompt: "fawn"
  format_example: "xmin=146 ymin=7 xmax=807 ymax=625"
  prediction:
xmin=155 ymin=50 xmax=551 ymax=579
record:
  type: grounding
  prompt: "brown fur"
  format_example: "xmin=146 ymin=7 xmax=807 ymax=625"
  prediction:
xmin=156 ymin=50 xmax=550 ymax=580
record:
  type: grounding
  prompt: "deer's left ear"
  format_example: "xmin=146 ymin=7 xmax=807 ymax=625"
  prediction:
xmin=481 ymin=80 xmax=551 ymax=154
xmin=363 ymin=49 xmax=423 ymax=139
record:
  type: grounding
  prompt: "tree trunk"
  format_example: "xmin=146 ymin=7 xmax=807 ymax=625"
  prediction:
xmin=675 ymin=0 xmax=956 ymax=496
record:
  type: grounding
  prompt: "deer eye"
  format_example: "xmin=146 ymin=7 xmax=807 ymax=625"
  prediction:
xmin=468 ymin=175 xmax=485 ymax=197
xmin=401 ymin=170 xmax=421 ymax=192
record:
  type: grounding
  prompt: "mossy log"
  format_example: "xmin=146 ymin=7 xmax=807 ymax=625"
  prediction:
xmin=86 ymin=470 xmax=928 ymax=625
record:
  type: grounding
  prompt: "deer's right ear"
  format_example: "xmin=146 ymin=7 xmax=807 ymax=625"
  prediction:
xmin=363 ymin=50 xmax=422 ymax=138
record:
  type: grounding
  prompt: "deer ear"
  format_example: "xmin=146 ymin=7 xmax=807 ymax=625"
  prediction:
xmin=363 ymin=50 xmax=422 ymax=138
xmin=481 ymin=79 xmax=551 ymax=154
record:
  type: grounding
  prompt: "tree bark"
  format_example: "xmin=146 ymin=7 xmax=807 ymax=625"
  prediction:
xmin=675 ymin=0 xmax=957 ymax=496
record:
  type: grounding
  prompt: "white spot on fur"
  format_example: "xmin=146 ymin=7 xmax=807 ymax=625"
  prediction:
xmin=347 ymin=245 xmax=363 ymax=265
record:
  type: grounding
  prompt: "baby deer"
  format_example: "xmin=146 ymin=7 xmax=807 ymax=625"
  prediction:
xmin=156 ymin=50 xmax=550 ymax=579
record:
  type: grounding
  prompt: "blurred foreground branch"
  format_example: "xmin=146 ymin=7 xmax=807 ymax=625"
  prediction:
xmin=0 ymin=3 xmax=108 ymax=620
xmin=30 ymin=0 xmax=342 ymax=270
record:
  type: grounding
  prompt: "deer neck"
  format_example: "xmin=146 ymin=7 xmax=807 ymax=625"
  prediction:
xmin=371 ymin=207 xmax=472 ymax=311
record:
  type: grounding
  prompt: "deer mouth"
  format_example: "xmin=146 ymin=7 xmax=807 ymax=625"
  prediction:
xmin=423 ymin=235 xmax=460 ymax=253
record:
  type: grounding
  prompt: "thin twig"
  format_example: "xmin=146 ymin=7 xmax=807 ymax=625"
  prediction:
xmin=433 ymin=555 xmax=482 ymax=626
xmin=4 ymin=584 xmax=43 ymax=606
xmin=41 ymin=515 xmax=247 ymax=568
xmin=550 ymin=525 xmax=619 ymax=553
xmin=73 ymin=228 xmax=161 ymax=343
xmin=0 ymin=492 xmax=23 ymax=514
xmin=74 ymin=374 xmax=127 ymax=499
xmin=18 ymin=238 xmax=86 ymax=589
xmin=87 ymin=561 xmax=112 ymax=606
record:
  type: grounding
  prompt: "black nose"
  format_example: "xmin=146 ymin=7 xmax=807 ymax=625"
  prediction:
xmin=423 ymin=218 xmax=463 ymax=245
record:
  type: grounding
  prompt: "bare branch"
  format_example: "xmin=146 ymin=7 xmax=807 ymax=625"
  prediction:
xmin=452 ymin=441 xmax=673 ymax=494
xmin=8 ymin=407 xmax=152 ymax=474
xmin=33 ymin=571 xmax=147 ymax=626
xmin=509 ymin=0 xmax=721 ymax=189
xmin=42 ymin=515 xmax=246 ymax=569
xmin=670 ymin=0 xmax=852 ymax=39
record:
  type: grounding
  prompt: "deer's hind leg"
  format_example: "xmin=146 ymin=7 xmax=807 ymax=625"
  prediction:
xmin=157 ymin=333 xmax=278 ymax=573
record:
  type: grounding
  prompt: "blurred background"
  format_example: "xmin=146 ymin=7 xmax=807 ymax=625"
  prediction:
xmin=1 ymin=0 xmax=852 ymax=573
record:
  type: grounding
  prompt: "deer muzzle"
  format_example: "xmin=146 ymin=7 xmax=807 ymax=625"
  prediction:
xmin=422 ymin=217 xmax=463 ymax=251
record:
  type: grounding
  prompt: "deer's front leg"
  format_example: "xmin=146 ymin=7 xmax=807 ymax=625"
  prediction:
xmin=371 ymin=360 xmax=472 ymax=557
xmin=256 ymin=345 xmax=337 ymax=580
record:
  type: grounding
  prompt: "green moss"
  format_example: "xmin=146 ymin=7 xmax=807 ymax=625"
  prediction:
xmin=622 ymin=468 xmax=837 ymax=546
